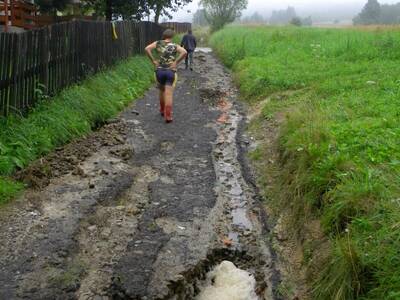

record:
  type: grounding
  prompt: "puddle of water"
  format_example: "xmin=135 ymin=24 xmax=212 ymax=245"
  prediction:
xmin=228 ymin=232 xmax=239 ymax=244
xmin=196 ymin=47 xmax=213 ymax=53
xmin=196 ymin=261 xmax=259 ymax=300
xmin=232 ymin=208 xmax=253 ymax=230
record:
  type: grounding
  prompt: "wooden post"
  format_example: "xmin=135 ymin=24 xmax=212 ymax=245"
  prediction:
xmin=40 ymin=26 xmax=49 ymax=95
xmin=10 ymin=0 xmax=14 ymax=26
xmin=4 ymin=0 xmax=9 ymax=32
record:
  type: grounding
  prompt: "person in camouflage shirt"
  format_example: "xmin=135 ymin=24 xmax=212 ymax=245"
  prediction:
xmin=156 ymin=40 xmax=178 ymax=69
xmin=145 ymin=29 xmax=187 ymax=123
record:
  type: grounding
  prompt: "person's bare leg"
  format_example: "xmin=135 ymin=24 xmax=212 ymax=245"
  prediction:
xmin=159 ymin=86 xmax=165 ymax=116
xmin=164 ymin=85 xmax=174 ymax=123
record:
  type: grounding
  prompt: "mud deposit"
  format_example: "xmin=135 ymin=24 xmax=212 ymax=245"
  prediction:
xmin=0 ymin=50 xmax=280 ymax=299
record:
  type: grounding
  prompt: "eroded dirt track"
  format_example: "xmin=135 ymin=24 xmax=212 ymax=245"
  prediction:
xmin=0 ymin=51 xmax=279 ymax=300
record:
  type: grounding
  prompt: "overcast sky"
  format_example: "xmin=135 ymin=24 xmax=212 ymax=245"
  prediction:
xmin=171 ymin=0 xmax=400 ymax=22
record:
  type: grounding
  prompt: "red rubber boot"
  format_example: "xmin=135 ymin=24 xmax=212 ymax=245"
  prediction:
xmin=165 ymin=105 xmax=173 ymax=123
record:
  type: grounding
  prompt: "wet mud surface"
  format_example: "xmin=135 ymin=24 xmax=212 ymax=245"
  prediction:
xmin=0 ymin=51 xmax=280 ymax=299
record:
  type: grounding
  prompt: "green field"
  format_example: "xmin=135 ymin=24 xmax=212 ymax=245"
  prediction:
xmin=211 ymin=26 xmax=400 ymax=299
xmin=0 ymin=56 xmax=154 ymax=205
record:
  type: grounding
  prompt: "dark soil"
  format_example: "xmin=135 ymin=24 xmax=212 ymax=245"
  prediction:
xmin=14 ymin=120 xmax=129 ymax=189
xmin=0 ymin=51 xmax=280 ymax=300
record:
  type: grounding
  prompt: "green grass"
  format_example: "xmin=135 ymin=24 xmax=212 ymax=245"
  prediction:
xmin=211 ymin=26 xmax=400 ymax=299
xmin=193 ymin=26 xmax=211 ymax=46
xmin=0 ymin=56 xmax=154 ymax=204
xmin=0 ymin=177 xmax=24 ymax=205
xmin=173 ymin=34 xmax=183 ymax=44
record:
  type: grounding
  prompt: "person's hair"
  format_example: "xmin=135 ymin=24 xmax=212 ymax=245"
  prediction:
xmin=162 ymin=29 xmax=175 ymax=40
xmin=188 ymin=29 xmax=192 ymax=34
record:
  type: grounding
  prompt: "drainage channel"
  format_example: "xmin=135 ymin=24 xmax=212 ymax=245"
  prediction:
xmin=161 ymin=50 xmax=277 ymax=300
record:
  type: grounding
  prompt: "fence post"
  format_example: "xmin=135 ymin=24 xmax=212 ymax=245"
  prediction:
xmin=4 ymin=0 xmax=9 ymax=33
xmin=40 ymin=26 xmax=49 ymax=95
xmin=9 ymin=33 xmax=20 ymax=115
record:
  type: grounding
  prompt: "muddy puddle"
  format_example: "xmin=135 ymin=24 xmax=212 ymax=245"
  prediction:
xmin=195 ymin=47 xmax=213 ymax=53
xmin=197 ymin=261 xmax=258 ymax=300
xmin=162 ymin=248 xmax=268 ymax=300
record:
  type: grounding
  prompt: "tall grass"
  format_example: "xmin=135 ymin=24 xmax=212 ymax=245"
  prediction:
xmin=0 ymin=56 xmax=154 ymax=204
xmin=211 ymin=26 xmax=400 ymax=299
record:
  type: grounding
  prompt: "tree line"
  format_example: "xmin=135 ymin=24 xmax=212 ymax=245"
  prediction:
xmin=35 ymin=0 xmax=191 ymax=23
xmin=354 ymin=0 xmax=400 ymax=25
xmin=193 ymin=6 xmax=313 ymax=27
xmin=36 ymin=0 xmax=249 ymax=30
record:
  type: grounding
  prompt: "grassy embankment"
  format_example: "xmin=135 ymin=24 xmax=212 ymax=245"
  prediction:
xmin=0 ymin=56 xmax=154 ymax=204
xmin=211 ymin=26 xmax=400 ymax=299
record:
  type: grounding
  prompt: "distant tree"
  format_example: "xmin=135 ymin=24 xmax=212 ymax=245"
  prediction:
xmin=290 ymin=17 xmax=302 ymax=26
xmin=35 ymin=0 xmax=72 ymax=15
xmin=200 ymin=0 xmax=248 ymax=32
xmin=302 ymin=16 xmax=313 ymax=26
xmin=242 ymin=12 xmax=264 ymax=24
xmin=81 ymin=0 xmax=192 ymax=22
xmin=150 ymin=0 xmax=193 ymax=24
xmin=193 ymin=9 xmax=208 ymax=26
xmin=380 ymin=3 xmax=400 ymax=24
xmin=269 ymin=6 xmax=297 ymax=25
xmin=353 ymin=0 xmax=381 ymax=25
xmin=81 ymin=0 xmax=147 ymax=20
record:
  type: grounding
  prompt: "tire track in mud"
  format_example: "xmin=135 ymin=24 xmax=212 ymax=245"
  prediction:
xmin=0 ymin=51 xmax=280 ymax=300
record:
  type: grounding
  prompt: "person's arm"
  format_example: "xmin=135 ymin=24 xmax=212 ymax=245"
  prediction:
xmin=171 ymin=46 xmax=187 ymax=70
xmin=145 ymin=42 xmax=159 ymax=68
xmin=194 ymin=36 xmax=197 ymax=49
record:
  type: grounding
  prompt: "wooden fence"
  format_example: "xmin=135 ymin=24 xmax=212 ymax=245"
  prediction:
xmin=161 ymin=22 xmax=192 ymax=33
xmin=0 ymin=20 xmax=165 ymax=116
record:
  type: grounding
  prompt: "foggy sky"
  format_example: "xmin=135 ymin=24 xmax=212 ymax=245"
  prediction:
xmin=172 ymin=0 xmax=400 ymax=22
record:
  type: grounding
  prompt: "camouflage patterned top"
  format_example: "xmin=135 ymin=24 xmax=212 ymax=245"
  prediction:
xmin=156 ymin=40 xmax=178 ymax=69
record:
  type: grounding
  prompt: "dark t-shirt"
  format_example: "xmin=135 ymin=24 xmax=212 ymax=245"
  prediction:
xmin=181 ymin=34 xmax=197 ymax=52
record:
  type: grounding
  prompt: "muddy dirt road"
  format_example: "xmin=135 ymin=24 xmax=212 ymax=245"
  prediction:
xmin=0 ymin=50 xmax=280 ymax=299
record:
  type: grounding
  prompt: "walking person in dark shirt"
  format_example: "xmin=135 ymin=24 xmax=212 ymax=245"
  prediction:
xmin=181 ymin=29 xmax=197 ymax=71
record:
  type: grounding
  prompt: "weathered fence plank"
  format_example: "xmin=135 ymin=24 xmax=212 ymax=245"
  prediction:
xmin=0 ymin=20 xmax=171 ymax=116
xmin=161 ymin=22 xmax=192 ymax=34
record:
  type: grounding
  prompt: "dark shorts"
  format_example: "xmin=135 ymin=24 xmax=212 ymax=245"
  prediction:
xmin=155 ymin=69 xmax=177 ymax=87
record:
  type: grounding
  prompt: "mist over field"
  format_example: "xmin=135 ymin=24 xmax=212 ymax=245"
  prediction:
xmin=173 ymin=0 xmax=400 ymax=23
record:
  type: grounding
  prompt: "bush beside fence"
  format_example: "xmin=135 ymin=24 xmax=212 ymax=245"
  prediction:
xmin=0 ymin=20 xmax=165 ymax=116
